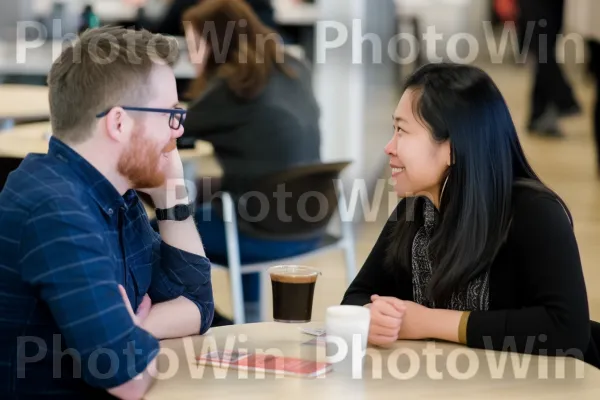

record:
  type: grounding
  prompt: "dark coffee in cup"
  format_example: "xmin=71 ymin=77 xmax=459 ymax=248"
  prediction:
xmin=269 ymin=265 xmax=320 ymax=323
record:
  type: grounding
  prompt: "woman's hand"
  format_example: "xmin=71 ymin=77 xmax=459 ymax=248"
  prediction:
xmin=396 ymin=301 xmax=432 ymax=340
xmin=367 ymin=297 xmax=462 ymax=344
xmin=366 ymin=295 xmax=406 ymax=346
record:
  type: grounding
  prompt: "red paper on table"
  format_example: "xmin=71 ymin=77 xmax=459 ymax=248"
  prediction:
xmin=196 ymin=350 xmax=332 ymax=378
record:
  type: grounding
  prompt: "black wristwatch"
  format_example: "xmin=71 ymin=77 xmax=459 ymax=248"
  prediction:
xmin=155 ymin=202 xmax=195 ymax=221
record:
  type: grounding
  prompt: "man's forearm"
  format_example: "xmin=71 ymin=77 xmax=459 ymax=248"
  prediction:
xmin=142 ymin=296 xmax=202 ymax=339
xmin=155 ymin=191 xmax=205 ymax=257
xmin=150 ymin=189 xmax=213 ymax=337
xmin=157 ymin=217 xmax=205 ymax=257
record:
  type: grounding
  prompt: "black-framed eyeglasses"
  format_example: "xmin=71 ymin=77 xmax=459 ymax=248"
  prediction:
xmin=96 ymin=106 xmax=187 ymax=130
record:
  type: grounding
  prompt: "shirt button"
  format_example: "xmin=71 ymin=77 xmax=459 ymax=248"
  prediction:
xmin=108 ymin=208 xmax=114 ymax=215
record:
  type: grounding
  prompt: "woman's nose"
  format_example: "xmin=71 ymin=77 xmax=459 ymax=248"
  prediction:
xmin=384 ymin=136 xmax=396 ymax=155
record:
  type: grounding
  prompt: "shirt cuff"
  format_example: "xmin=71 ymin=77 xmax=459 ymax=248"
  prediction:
xmin=458 ymin=311 xmax=471 ymax=345
xmin=182 ymin=293 xmax=215 ymax=335
xmin=160 ymin=241 xmax=214 ymax=334
xmin=341 ymin=294 xmax=372 ymax=307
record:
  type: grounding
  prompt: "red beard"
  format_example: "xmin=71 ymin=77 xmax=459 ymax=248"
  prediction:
xmin=117 ymin=131 xmax=174 ymax=189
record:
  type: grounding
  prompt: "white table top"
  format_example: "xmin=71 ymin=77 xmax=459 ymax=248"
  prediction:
xmin=145 ymin=322 xmax=600 ymax=399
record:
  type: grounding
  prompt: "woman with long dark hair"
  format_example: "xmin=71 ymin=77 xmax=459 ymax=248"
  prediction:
xmin=342 ymin=63 xmax=600 ymax=367
xmin=181 ymin=0 xmax=321 ymax=325
xmin=146 ymin=0 xmax=278 ymax=37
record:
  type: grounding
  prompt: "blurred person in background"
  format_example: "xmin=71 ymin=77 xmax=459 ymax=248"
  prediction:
xmin=139 ymin=0 xmax=278 ymax=36
xmin=181 ymin=0 xmax=321 ymax=325
xmin=565 ymin=0 xmax=600 ymax=177
xmin=517 ymin=0 xmax=581 ymax=136
xmin=132 ymin=0 xmax=288 ymax=99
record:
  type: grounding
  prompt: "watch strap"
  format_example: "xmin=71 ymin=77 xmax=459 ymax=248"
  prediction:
xmin=156 ymin=202 xmax=194 ymax=221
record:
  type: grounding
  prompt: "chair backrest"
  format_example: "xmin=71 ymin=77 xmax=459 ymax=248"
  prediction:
xmin=0 ymin=157 xmax=22 ymax=192
xmin=213 ymin=161 xmax=351 ymax=240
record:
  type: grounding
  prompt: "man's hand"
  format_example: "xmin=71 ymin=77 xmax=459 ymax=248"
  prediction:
xmin=366 ymin=294 xmax=406 ymax=346
xmin=138 ymin=141 xmax=187 ymax=209
xmin=118 ymin=285 xmax=152 ymax=328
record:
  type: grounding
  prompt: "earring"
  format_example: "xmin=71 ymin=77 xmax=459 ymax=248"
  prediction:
xmin=440 ymin=174 xmax=450 ymax=204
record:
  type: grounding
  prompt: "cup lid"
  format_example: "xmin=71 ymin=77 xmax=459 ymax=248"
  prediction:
xmin=267 ymin=265 xmax=320 ymax=277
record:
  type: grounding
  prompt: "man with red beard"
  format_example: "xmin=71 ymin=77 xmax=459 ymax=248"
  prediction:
xmin=0 ymin=27 xmax=213 ymax=399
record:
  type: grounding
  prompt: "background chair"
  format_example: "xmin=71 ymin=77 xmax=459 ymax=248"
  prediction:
xmin=210 ymin=161 xmax=357 ymax=324
xmin=0 ymin=157 xmax=22 ymax=191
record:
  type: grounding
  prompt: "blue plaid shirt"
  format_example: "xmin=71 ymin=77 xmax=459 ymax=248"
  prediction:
xmin=0 ymin=137 xmax=214 ymax=397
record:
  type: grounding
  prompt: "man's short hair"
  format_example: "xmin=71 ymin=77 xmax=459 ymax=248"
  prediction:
xmin=47 ymin=26 xmax=180 ymax=143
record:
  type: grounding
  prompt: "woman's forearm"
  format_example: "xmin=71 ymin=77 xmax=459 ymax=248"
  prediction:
xmin=422 ymin=308 xmax=468 ymax=344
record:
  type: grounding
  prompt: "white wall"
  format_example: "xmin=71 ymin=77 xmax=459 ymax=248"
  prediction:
xmin=313 ymin=0 xmax=367 ymax=180
xmin=312 ymin=0 xmax=399 ymax=223
xmin=0 ymin=0 xmax=35 ymax=40
xmin=395 ymin=0 xmax=491 ymax=62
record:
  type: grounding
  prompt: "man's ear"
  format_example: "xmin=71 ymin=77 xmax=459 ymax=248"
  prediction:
xmin=104 ymin=107 xmax=131 ymax=144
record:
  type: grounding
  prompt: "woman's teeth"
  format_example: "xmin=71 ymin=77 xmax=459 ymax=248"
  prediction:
xmin=392 ymin=167 xmax=405 ymax=174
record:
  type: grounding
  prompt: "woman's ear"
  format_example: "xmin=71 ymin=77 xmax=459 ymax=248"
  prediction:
xmin=442 ymin=139 xmax=452 ymax=167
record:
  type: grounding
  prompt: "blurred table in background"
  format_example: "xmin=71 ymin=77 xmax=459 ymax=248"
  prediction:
xmin=0 ymin=121 xmax=51 ymax=156
xmin=0 ymin=84 xmax=50 ymax=128
xmin=0 ymin=121 xmax=221 ymax=179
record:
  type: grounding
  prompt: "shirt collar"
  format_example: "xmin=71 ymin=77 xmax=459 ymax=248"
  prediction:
xmin=48 ymin=136 xmax=139 ymax=216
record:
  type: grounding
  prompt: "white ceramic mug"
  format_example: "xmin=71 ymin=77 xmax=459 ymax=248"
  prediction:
xmin=325 ymin=305 xmax=371 ymax=377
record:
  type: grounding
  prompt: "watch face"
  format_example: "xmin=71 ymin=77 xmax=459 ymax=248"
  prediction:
xmin=174 ymin=204 xmax=192 ymax=220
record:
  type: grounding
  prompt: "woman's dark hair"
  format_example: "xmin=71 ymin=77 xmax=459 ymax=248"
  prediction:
xmin=385 ymin=62 xmax=571 ymax=305
xmin=182 ymin=0 xmax=295 ymax=100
